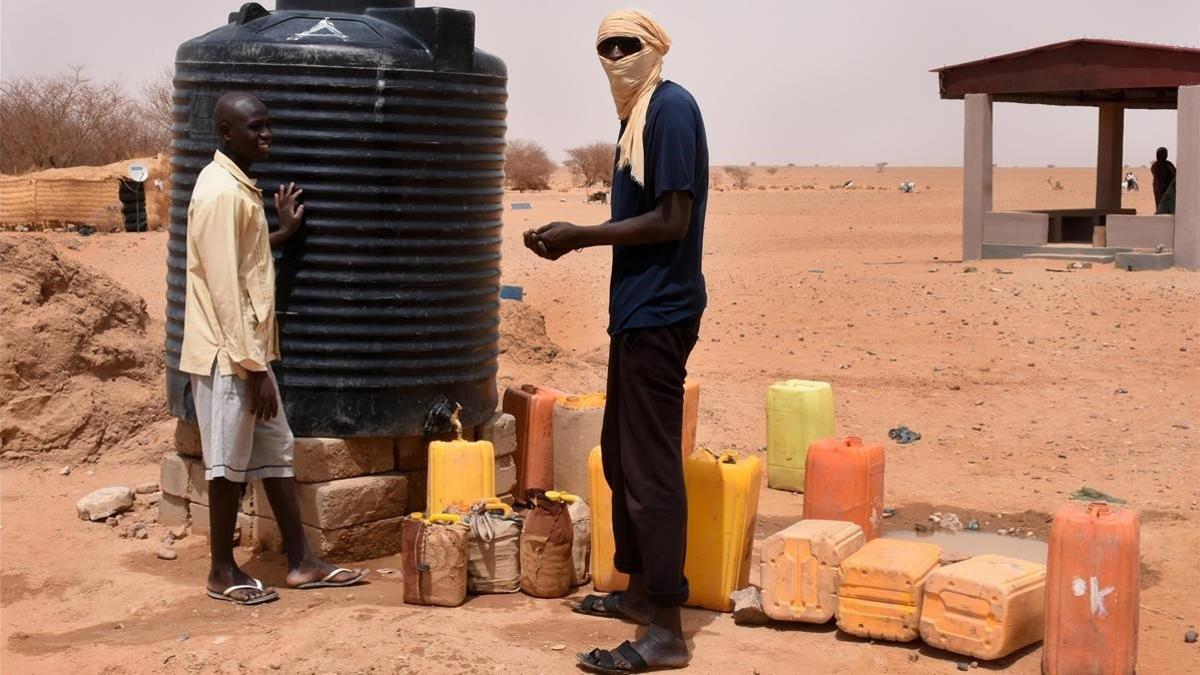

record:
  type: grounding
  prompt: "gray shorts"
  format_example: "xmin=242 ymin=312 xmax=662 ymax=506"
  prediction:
xmin=191 ymin=361 xmax=295 ymax=483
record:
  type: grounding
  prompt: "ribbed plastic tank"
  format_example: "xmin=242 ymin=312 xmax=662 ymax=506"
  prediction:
xmin=165 ymin=1 xmax=506 ymax=437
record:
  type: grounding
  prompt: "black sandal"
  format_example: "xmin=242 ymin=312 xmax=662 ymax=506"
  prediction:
xmin=577 ymin=641 xmax=685 ymax=674
xmin=571 ymin=593 xmax=649 ymax=625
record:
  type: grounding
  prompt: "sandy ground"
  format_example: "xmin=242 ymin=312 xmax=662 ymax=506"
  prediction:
xmin=2 ymin=166 xmax=1198 ymax=674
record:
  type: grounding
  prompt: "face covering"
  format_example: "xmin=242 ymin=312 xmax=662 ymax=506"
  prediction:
xmin=597 ymin=9 xmax=672 ymax=187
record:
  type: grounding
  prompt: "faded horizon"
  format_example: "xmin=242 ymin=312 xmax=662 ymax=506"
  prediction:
xmin=2 ymin=0 xmax=1197 ymax=167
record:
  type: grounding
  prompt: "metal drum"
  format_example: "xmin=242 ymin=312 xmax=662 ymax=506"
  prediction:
xmin=166 ymin=1 xmax=507 ymax=437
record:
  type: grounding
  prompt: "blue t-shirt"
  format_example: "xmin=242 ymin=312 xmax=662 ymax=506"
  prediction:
xmin=608 ymin=81 xmax=709 ymax=336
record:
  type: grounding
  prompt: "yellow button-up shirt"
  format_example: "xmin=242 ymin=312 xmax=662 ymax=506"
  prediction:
xmin=179 ymin=151 xmax=280 ymax=378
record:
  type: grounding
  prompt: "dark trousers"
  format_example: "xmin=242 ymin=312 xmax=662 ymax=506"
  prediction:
xmin=601 ymin=317 xmax=701 ymax=607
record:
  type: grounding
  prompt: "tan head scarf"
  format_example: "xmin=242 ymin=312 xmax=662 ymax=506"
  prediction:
xmin=597 ymin=9 xmax=671 ymax=187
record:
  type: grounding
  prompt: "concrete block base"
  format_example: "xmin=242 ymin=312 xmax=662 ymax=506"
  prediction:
xmin=293 ymin=437 xmax=394 ymax=483
xmin=157 ymin=493 xmax=190 ymax=527
xmin=254 ymin=514 xmax=406 ymax=561
xmin=254 ymin=473 xmax=410 ymax=529
xmin=1115 ymin=251 xmax=1175 ymax=271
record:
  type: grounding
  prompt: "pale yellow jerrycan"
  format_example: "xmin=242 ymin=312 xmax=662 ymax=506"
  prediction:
xmin=766 ymin=380 xmax=835 ymax=492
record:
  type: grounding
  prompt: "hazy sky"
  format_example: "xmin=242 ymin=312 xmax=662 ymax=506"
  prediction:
xmin=2 ymin=0 xmax=1197 ymax=165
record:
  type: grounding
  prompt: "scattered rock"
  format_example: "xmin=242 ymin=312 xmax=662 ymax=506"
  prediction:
xmin=997 ymin=528 xmax=1009 ymax=536
xmin=376 ymin=568 xmax=396 ymax=575
xmin=270 ymin=664 xmax=283 ymax=671
xmin=135 ymin=481 xmax=159 ymax=495
xmin=77 ymin=486 xmax=135 ymax=521
xmin=963 ymin=266 xmax=978 ymax=273
xmin=106 ymin=517 xmax=119 ymax=528
xmin=550 ymin=644 xmax=566 ymax=651
xmin=730 ymin=587 xmax=771 ymax=626
xmin=1115 ymin=387 xmax=1128 ymax=395
xmin=156 ymin=546 xmax=177 ymax=561
xmin=134 ymin=525 xmax=149 ymax=540
xmin=914 ymin=523 xmax=931 ymax=534
xmin=966 ymin=520 xmax=980 ymax=531
xmin=1069 ymin=262 xmax=1092 ymax=270
xmin=59 ymin=466 xmax=72 ymax=476
xmin=957 ymin=663 xmax=970 ymax=672
xmin=888 ymin=426 xmax=922 ymax=444
xmin=1185 ymin=629 xmax=1198 ymax=643
xmin=907 ymin=652 xmax=920 ymax=662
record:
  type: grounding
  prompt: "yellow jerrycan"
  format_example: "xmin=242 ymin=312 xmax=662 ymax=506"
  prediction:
xmin=683 ymin=449 xmax=762 ymax=612
xmin=427 ymin=406 xmax=496 ymax=514
xmin=587 ymin=446 xmax=630 ymax=592
xmin=766 ymin=380 xmax=835 ymax=492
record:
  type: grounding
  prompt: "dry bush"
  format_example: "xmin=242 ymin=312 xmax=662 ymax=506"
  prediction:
xmin=138 ymin=66 xmax=175 ymax=141
xmin=564 ymin=141 xmax=616 ymax=188
xmin=725 ymin=166 xmax=752 ymax=189
xmin=709 ymin=167 xmax=723 ymax=189
xmin=504 ymin=139 xmax=555 ymax=191
xmin=0 ymin=66 xmax=171 ymax=174
xmin=766 ymin=166 xmax=779 ymax=175
xmin=875 ymin=162 xmax=888 ymax=173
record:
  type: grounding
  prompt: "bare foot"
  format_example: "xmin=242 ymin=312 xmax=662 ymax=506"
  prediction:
xmin=286 ymin=558 xmax=367 ymax=589
xmin=207 ymin=565 xmax=275 ymax=603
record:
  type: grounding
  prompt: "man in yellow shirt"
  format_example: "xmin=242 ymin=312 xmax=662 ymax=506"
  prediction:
xmin=181 ymin=92 xmax=365 ymax=605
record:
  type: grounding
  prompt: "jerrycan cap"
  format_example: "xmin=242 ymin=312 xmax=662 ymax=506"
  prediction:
xmin=838 ymin=437 xmax=864 ymax=448
xmin=545 ymin=490 xmax=579 ymax=503
xmin=1086 ymin=501 xmax=1115 ymax=518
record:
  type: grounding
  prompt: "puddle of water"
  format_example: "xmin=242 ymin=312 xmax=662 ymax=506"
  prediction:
xmin=885 ymin=528 xmax=1048 ymax=564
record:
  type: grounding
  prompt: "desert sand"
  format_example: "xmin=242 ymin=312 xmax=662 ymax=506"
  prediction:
xmin=1 ymin=166 xmax=1197 ymax=674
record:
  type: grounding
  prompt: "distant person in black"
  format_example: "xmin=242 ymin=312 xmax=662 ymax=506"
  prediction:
xmin=1152 ymin=147 xmax=1176 ymax=213
xmin=523 ymin=8 xmax=706 ymax=674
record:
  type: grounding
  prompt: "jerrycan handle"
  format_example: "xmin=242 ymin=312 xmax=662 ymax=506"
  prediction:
xmin=700 ymin=448 xmax=741 ymax=464
xmin=429 ymin=513 xmax=463 ymax=525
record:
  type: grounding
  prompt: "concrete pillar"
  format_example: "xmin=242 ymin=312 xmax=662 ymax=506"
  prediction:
xmin=1095 ymin=104 xmax=1125 ymax=212
xmin=963 ymin=94 xmax=994 ymax=260
xmin=1176 ymin=85 xmax=1200 ymax=269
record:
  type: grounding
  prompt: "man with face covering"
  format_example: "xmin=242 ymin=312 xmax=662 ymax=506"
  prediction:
xmin=525 ymin=9 xmax=707 ymax=673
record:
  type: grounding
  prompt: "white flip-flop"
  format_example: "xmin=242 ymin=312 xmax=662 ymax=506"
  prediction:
xmin=296 ymin=567 xmax=366 ymax=589
xmin=206 ymin=577 xmax=278 ymax=606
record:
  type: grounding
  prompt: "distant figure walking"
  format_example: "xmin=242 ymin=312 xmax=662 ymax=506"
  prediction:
xmin=1152 ymin=147 xmax=1176 ymax=213
xmin=1123 ymin=172 xmax=1138 ymax=192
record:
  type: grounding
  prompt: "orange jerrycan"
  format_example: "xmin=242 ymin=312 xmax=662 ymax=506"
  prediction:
xmin=427 ymin=407 xmax=496 ymax=515
xmin=836 ymin=538 xmax=940 ymax=641
xmin=552 ymin=393 xmax=606 ymax=498
xmin=759 ymin=519 xmax=865 ymax=623
xmin=682 ymin=380 xmax=700 ymax=456
xmin=588 ymin=446 xmax=630 ymax=592
xmin=920 ymin=554 xmax=1046 ymax=660
xmin=766 ymin=380 xmax=835 ymax=492
xmin=683 ymin=449 xmax=762 ymax=612
xmin=1043 ymin=501 xmax=1140 ymax=675
xmin=502 ymin=385 xmax=566 ymax=494
xmin=803 ymin=437 xmax=885 ymax=540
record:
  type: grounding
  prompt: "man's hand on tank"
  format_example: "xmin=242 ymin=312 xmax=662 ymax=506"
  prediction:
xmin=247 ymin=370 xmax=279 ymax=421
xmin=275 ymin=182 xmax=305 ymax=235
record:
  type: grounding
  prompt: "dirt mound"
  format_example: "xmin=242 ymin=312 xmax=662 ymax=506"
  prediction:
xmin=499 ymin=299 xmax=561 ymax=364
xmin=0 ymin=236 xmax=168 ymax=464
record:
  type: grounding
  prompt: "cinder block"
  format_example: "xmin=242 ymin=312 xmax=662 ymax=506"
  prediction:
xmin=174 ymin=420 xmax=203 ymax=458
xmin=293 ymin=437 xmax=394 ymax=483
xmin=296 ymin=474 xmax=409 ymax=529
xmin=186 ymin=457 xmax=209 ymax=506
xmin=478 ymin=413 xmax=517 ymax=459
xmin=495 ymin=455 xmax=517 ymax=499
xmin=253 ymin=474 xmax=409 ymax=529
xmin=157 ymin=493 xmax=190 ymax=526
xmin=160 ymin=453 xmax=190 ymax=498
xmin=191 ymin=503 xmax=251 ymax=544
xmin=191 ymin=503 xmax=211 ymax=536
xmin=254 ymin=515 xmax=406 ymax=561
xmin=396 ymin=437 xmax=427 ymax=471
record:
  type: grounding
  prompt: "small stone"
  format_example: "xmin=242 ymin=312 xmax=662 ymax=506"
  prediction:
xmin=1115 ymin=387 xmax=1128 ymax=394
xmin=963 ymin=266 xmax=978 ymax=273
xmin=60 ymin=466 xmax=72 ymax=476
xmin=106 ymin=517 xmax=119 ymax=528
xmin=907 ymin=652 xmax=919 ymax=662
xmin=1185 ymin=629 xmax=1198 ymax=643
xmin=957 ymin=663 xmax=970 ymax=672
xmin=134 ymin=527 xmax=149 ymax=540
xmin=550 ymin=644 xmax=566 ymax=651
xmin=1025 ymin=531 xmax=1035 ymax=538
xmin=76 ymin=486 xmax=135 ymax=521
xmin=376 ymin=568 xmax=396 ymax=575
xmin=135 ymin=481 xmax=159 ymax=495
xmin=970 ymin=662 xmax=979 ymax=669
xmin=997 ymin=528 xmax=1009 ymax=536
xmin=156 ymin=546 xmax=178 ymax=560
xmin=270 ymin=664 xmax=283 ymax=671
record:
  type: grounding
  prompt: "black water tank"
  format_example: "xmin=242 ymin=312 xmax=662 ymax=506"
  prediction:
xmin=166 ymin=1 xmax=507 ymax=437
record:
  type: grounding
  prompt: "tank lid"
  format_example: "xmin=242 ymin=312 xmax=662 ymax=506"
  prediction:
xmin=275 ymin=0 xmax=416 ymax=12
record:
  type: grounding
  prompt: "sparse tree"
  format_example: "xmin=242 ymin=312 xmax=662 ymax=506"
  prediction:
xmin=0 ymin=66 xmax=170 ymax=174
xmin=709 ymin=167 xmax=723 ymax=189
xmin=138 ymin=66 xmax=175 ymax=145
xmin=725 ymin=165 xmax=752 ymax=189
xmin=504 ymin=139 xmax=556 ymax=191
xmin=564 ymin=141 xmax=616 ymax=188
xmin=875 ymin=162 xmax=888 ymax=173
